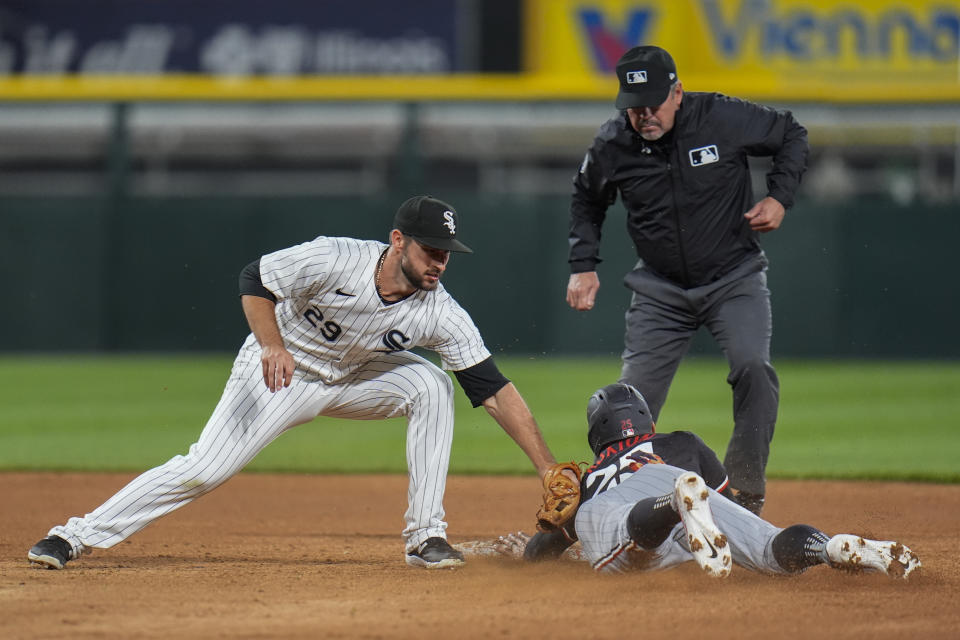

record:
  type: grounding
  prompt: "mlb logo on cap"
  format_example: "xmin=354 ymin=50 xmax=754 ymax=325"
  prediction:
xmin=615 ymin=45 xmax=678 ymax=109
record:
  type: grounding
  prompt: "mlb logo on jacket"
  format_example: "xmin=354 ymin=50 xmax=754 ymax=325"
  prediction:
xmin=689 ymin=145 xmax=719 ymax=166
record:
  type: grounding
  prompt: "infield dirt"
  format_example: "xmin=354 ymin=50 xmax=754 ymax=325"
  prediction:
xmin=2 ymin=473 xmax=958 ymax=639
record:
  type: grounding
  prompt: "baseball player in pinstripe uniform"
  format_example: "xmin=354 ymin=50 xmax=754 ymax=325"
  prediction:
xmin=522 ymin=383 xmax=921 ymax=579
xmin=28 ymin=195 xmax=564 ymax=571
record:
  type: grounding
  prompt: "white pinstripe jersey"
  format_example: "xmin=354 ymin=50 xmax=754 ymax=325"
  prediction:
xmin=259 ymin=236 xmax=491 ymax=383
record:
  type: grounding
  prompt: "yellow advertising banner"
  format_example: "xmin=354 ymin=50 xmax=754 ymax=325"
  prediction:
xmin=525 ymin=0 xmax=960 ymax=101
xmin=1 ymin=0 xmax=956 ymax=101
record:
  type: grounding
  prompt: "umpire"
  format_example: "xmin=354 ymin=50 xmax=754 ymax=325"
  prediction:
xmin=565 ymin=45 xmax=809 ymax=514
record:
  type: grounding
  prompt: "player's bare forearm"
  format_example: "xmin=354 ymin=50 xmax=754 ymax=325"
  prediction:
xmin=241 ymin=295 xmax=296 ymax=392
xmin=482 ymin=383 xmax=556 ymax=476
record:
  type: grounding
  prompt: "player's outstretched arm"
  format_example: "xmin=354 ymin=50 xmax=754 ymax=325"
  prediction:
xmin=481 ymin=383 xmax=557 ymax=477
xmin=241 ymin=294 xmax=296 ymax=392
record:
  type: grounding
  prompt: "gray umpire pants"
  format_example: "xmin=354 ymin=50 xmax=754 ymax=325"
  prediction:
xmin=619 ymin=254 xmax=778 ymax=496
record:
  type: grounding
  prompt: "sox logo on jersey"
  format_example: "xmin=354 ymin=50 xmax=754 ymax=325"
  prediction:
xmin=379 ymin=329 xmax=410 ymax=352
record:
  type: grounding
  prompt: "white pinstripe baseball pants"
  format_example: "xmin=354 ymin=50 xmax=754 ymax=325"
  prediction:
xmin=576 ymin=463 xmax=787 ymax=574
xmin=50 ymin=341 xmax=456 ymax=557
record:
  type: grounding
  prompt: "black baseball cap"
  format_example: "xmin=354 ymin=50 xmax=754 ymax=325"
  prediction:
xmin=614 ymin=45 xmax=678 ymax=109
xmin=393 ymin=195 xmax=473 ymax=253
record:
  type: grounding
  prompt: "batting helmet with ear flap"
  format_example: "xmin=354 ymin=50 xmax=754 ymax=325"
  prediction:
xmin=586 ymin=383 xmax=655 ymax=456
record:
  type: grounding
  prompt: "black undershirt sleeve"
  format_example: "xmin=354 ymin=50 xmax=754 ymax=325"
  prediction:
xmin=453 ymin=356 xmax=510 ymax=408
xmin=238 ymin=258 xmax=277 ymax=302
xmin=523 ymin=529 xmax=575 ymax=562
xmin=692 ymin=434 xmax=732 ymax=494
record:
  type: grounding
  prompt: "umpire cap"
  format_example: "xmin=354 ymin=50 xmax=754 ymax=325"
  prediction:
xmin=614 ymin=45 xmax=678 ymax=109
xmin=394 ymin=195 xmax=473 ymax=253
xmin=587 ymin=383 xmax=655 ymax=456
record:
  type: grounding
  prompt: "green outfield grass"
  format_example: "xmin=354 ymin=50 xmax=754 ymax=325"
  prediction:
xmin=0 ymin=354 xmax=957 ymax=482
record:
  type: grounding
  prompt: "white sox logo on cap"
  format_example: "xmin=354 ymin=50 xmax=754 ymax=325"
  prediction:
xmin=442 ymin=211 xmax=456 ymax=234
xmin=393 ymin=195 xmax=473 ymax=253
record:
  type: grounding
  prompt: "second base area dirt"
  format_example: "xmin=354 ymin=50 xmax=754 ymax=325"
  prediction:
xmin=2 ymin=473 xmax=958 ymax=639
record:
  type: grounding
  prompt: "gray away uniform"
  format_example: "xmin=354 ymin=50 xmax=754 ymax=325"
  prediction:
xmin=524 ymin=431 xmax=821 ymax=575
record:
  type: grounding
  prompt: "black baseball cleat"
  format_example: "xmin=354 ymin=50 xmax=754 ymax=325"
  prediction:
xmin=27 ymin=535 xmax=72 ymax=570
xmin=405 ymin=537 xmax=465 ymax=569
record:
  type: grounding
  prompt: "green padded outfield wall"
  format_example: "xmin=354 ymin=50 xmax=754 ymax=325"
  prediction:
xmin=1 ymin=194 xmax=956 ymax=358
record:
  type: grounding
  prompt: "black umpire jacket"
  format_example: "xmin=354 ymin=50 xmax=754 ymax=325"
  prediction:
xmin=568 ymin=92 xmax=809 ymax=289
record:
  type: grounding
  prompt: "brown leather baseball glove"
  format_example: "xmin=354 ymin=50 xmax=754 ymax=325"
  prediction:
xmin=536 ymin=461 xmax=583 ymax=532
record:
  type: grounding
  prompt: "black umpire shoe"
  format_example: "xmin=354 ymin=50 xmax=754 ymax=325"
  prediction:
xmin=405 ymin=537 xmax=465 ymax=569
xmin=732 ymin=490 xmax=765 ymax=516
xmin=27 ymin=535 xmax=72 ymax=570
